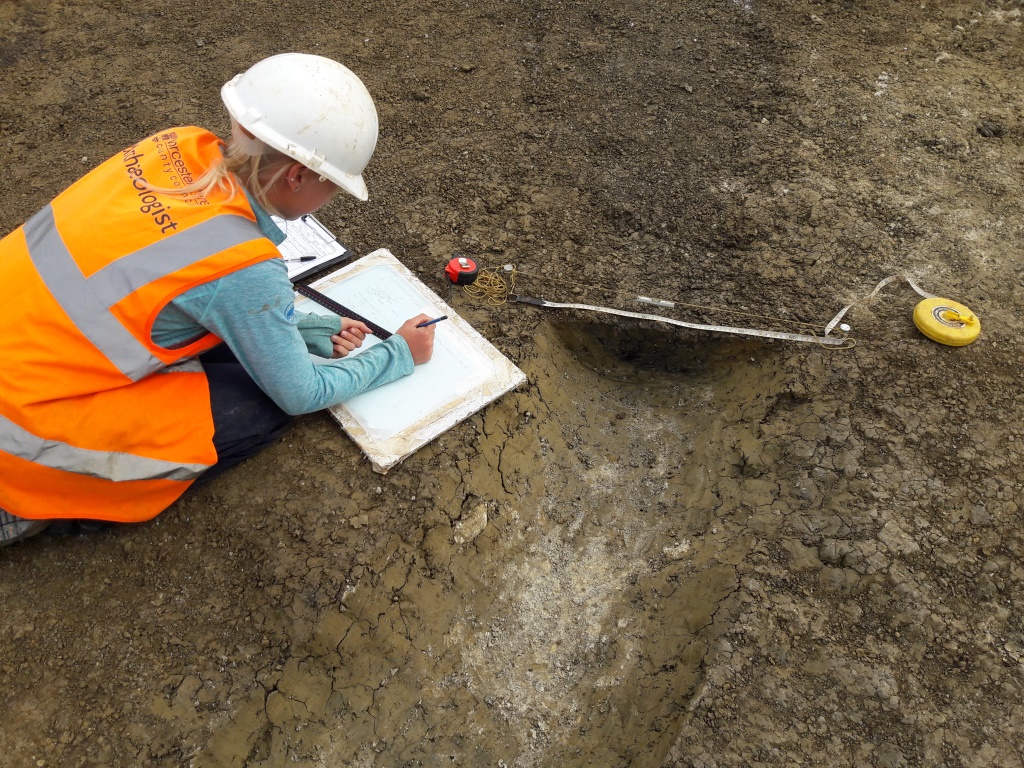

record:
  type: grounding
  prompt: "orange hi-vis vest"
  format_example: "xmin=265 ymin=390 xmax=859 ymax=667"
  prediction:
xmin=0 ymin=127 xmax=279 ymax=523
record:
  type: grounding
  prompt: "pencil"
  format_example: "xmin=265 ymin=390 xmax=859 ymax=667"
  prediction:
xmin=417 ymin=316 xmax=448 ymax=328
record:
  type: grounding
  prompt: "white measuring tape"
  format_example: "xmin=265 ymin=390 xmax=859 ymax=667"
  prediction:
xmin=823 ymin=274 xmax=935 ymax=335
xmin=513 ymin=296 xmax=848 ymax=346
xmin=512 ymin=274 xmax=936 ymax=348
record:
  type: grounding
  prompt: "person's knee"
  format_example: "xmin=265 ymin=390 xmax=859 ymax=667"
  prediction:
xmin=0 ymin=509 xmax=51 ymax=547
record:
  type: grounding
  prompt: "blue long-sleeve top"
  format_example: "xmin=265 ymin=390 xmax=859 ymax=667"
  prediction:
xmin=150 ymin=199 xmax=413 ymax=415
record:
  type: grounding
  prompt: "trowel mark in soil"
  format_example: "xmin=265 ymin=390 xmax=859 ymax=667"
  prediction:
xmin=182 ymin=321 xmax=793 ymax=767
xmin=439 ymin=319 xmax=788 ymax=766
xmin=551 ymin=319 xmax=774 ymax=383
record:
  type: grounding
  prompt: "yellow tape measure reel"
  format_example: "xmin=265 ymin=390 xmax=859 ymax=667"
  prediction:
xmin=913 ymin=297 xmax=980 ymax=346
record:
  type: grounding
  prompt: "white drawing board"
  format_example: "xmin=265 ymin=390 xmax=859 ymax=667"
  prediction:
xmin=295 ymin=249 xmax=527 ymax=472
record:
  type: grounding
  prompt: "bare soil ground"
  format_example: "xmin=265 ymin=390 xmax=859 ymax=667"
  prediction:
xmin=2 ymin=0 xmax=1024 ymax=766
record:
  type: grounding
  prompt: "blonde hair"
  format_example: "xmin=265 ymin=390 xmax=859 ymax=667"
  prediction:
xmin=146 ymin=125 xmax=294 ymax=213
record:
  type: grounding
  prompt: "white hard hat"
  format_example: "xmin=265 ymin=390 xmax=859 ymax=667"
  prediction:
xmin=221 ymin=53 xmax=378 ymax=201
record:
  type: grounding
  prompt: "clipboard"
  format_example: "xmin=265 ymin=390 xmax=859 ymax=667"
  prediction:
xmin=294 ymin=249 xmax=527 ymax=472
xmin=273 ymin=214 xmax=352 ymax=281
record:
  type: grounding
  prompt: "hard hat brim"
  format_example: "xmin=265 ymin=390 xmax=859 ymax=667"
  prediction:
xmin=220 ymin=56 xmax=376 ymax=203
xmin=320 ymin=166 xmax=369 ymax=202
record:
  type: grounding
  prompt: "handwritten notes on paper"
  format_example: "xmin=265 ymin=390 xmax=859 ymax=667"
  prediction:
xmin=273 ymin=214 xmax=351 ymax=281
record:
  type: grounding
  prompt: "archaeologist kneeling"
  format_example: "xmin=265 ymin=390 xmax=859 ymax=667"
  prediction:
xmin=0 ymin=53 xmax=435 ymax=546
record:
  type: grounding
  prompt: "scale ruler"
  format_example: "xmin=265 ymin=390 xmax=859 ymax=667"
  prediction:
xmin=294 ymin=284 xmax=393 ymax=340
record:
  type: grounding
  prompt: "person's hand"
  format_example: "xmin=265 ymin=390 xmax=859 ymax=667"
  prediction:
xmin=396 ymin=314 xmax=436 ymax=365
xmin=330 ymin=318 xmax=371 ymax=358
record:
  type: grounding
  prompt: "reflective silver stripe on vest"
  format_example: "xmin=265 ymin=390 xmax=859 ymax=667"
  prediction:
xmin=0 ymin=413 xmax=208 ymax=482
xmin=25 ymin=206 xmax=161 ymax=381
xmin=24 ymin=206 xmax=263 ymax=381
xmin=89 ymin=214 xmax=265 ymax=306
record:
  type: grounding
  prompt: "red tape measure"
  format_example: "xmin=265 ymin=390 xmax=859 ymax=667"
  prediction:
xmin=445 ymin=255 xmax=479 ymax=286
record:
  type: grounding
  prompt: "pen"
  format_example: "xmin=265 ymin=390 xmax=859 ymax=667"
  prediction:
xmin=417 ymin=315 xmax=448 ymax=328
xmin=284 ymin=255 xmax=316 ymax=262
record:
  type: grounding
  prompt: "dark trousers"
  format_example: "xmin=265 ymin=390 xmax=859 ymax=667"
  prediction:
xmin=195 ymin=345 xmax=294 ymax=487
xmin=3 ymin=347 xmax=289 ymax=532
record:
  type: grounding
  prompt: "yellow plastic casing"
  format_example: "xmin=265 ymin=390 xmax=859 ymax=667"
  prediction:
xmin=913 ymin=297 xmax=980 ymax=347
